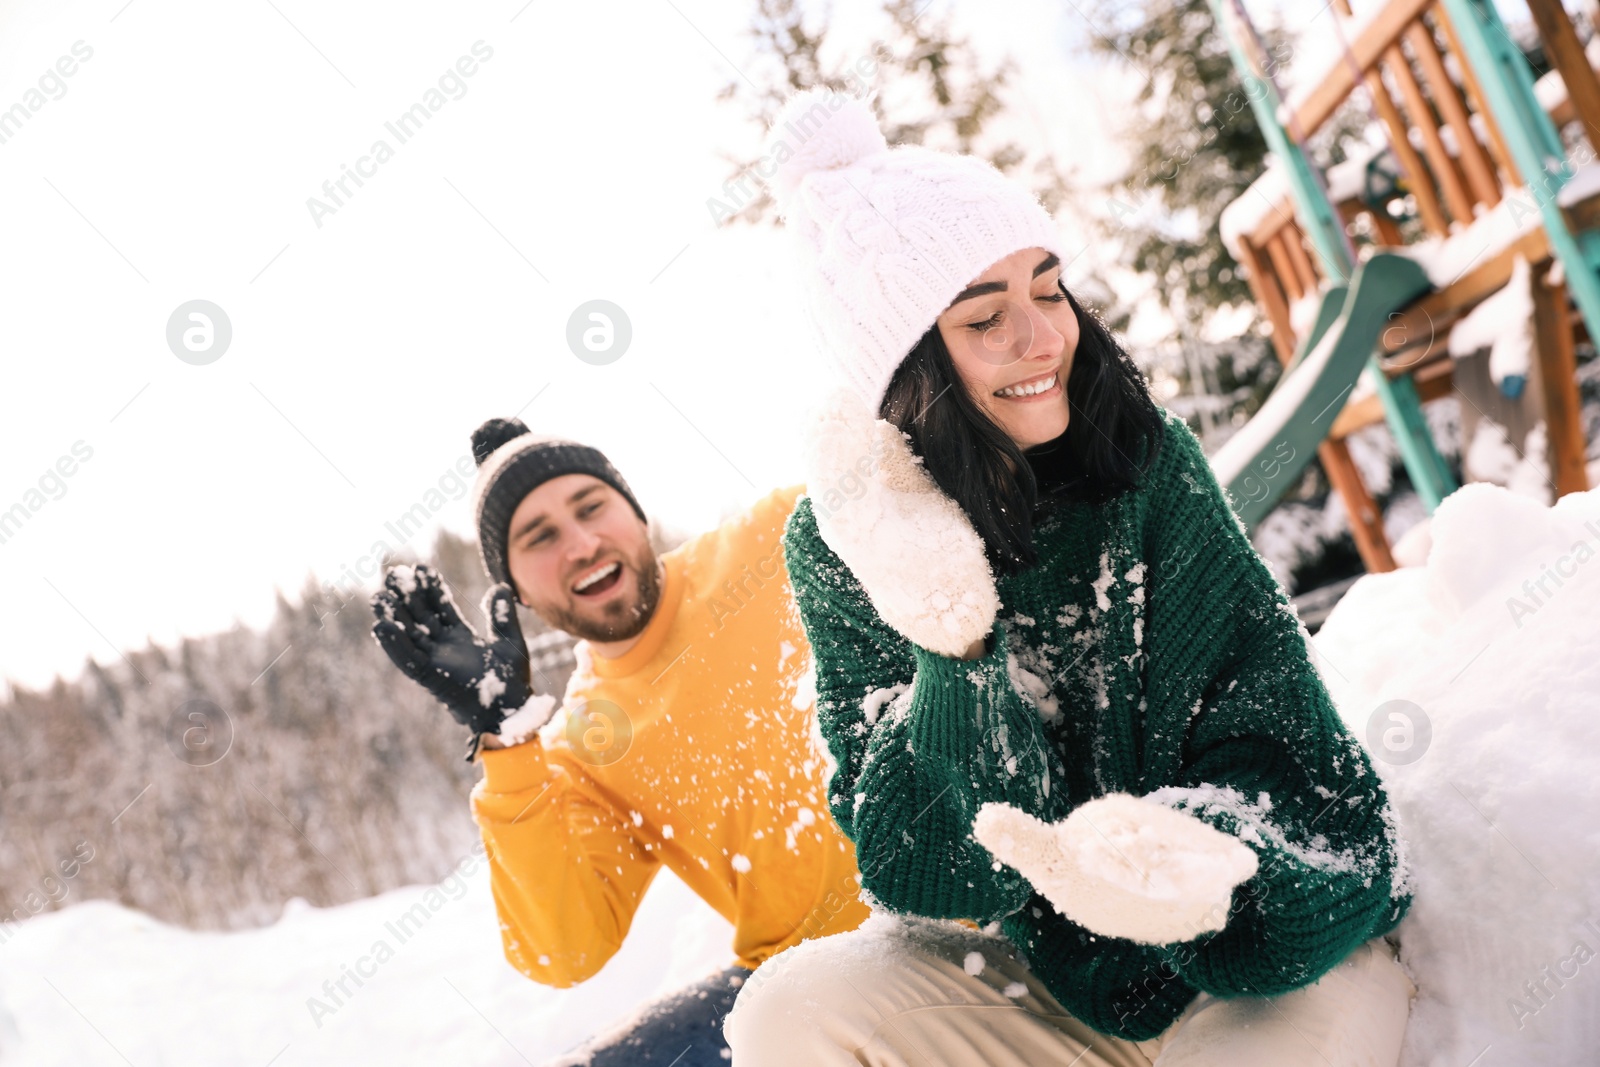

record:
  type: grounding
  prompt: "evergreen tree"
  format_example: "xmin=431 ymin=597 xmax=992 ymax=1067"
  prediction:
xmin=1084 ymin=0 xmax=1273 ymax=327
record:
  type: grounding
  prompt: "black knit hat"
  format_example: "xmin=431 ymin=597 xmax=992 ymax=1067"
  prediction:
xmin=470 ymin=417 xmax=647 ymax=589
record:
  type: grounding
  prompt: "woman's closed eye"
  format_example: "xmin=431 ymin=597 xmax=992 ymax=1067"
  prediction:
xmin=965 ymin=310 xmax=1006 ymax=333
xmin=964 ymin=291 xmax=1068 ymax=332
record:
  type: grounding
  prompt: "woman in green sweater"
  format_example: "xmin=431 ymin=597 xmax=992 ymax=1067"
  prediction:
xmin=724 ymin=92 xmax=1415 ymax=1066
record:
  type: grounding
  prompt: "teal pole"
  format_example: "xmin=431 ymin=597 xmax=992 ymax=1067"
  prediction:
xmin=1209 ymin=0 xmax=1354 ymax=282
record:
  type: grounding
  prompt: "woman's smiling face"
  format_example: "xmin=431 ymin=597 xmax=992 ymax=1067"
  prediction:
xmin=935 ymin=247 xmax=1078 ymax=451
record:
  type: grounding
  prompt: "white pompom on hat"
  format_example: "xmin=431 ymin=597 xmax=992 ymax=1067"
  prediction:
xmin=766 ymin=89 xmax=1069 ymax=412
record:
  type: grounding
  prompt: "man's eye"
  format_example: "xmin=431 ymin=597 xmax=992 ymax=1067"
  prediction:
xmin=1037 ymin=291 xmax=1067 ymax=303
xmin=580 ymin=502 xmax=602 ymax=518
xmin=530 ymin=530 xmax=554 ymax=546
xmin=966 ymin=310 xmax=1005 ymax=333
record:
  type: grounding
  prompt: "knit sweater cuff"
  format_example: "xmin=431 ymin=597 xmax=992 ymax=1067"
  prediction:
xmin=907 ymin=625 xmax=1008 ymax=702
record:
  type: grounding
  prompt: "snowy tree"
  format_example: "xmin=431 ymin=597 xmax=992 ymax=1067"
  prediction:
xmin=1081 ymin=0 xmax=1275 ymax=329
xmin=715 ymin=0 xmax=1072 ymax=224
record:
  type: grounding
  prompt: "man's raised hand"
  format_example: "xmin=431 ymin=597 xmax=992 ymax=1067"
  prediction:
xmin=370 ymin=563 xmax=550 ymax=759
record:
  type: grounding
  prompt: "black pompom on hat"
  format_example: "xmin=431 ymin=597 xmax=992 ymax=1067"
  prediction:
xmin=469 ymin=417 xmax=646 ymax=590
xmin=471 ymin=417 xmax=534 ymax=465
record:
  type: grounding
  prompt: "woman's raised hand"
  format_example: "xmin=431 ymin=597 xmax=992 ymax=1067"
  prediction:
xmin=803 ymin=389 xmax=1000 ymax=659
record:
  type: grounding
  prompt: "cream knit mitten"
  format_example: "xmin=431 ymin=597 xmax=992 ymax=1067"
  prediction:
xmin=973 ymin=793 xmax=1259 ymax=945
xmin=803 ymin=388 xmax=999 ymax=659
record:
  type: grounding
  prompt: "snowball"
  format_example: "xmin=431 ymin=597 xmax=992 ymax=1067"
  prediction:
xmin=1448 ymin=253 xmax=1534 ymax=395
xmin=1391 ymin=515 xmax=1434 ymax=568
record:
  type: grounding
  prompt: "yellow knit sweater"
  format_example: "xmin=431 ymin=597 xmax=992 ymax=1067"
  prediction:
xmin=470 ymin=484 xmax=870 ymax=987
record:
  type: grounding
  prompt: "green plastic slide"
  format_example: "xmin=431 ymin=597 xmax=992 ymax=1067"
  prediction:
xmin=1208 ymin=251 xmax=1434 ymax=529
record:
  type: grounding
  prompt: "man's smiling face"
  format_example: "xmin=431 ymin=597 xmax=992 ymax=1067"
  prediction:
xmin=504 ymin=474 xmax=660 ymax=644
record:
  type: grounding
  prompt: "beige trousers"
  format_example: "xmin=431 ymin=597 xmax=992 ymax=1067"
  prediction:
xmin=724 ymin=915 xmax=1414 ymax=1066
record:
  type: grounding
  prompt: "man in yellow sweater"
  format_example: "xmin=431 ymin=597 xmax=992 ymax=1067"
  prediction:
xmin=370 ymin=416 xmax=868 ymax=1066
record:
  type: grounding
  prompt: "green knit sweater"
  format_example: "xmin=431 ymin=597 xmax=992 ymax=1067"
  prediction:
xmin=784 ymin=409 xmax=1411 ymax=1041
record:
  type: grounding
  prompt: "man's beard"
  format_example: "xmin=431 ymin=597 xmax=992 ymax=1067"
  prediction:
xmin=537 ymin=542 xmax=663 ymax=644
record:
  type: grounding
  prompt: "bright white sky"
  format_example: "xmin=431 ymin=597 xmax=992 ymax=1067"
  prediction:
xmin=0 ymin=0 xmax=1545 ymax=691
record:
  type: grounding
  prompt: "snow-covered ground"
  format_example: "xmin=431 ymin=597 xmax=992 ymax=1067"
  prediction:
xmin=0 ymin=856 xmax=733 ymax=1066
xmin=2 ymin=479 xmax=1597 ymax=1066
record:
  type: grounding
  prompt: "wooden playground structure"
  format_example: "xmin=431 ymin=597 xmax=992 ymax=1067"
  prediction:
xmin=1208 ymin=0 xmax=1600 ymax=572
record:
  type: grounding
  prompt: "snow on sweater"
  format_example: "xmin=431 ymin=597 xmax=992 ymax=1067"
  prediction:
xmin=783 ymin=409 xmax=1411 ymax=1041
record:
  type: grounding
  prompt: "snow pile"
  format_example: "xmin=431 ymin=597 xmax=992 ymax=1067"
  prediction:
xmin=1207 ymin=287 xmax=1358 ymax=492
xmin=1325 ymin=139 xmax=1399 ymax=206
xmin=1278 ymin=1 xmax=1390 ymax=119
xmin=1447 ymin=253 xmax=1533 ymax=396
xmin=0 ymin=858 xmax=733 ymax=1066
xmin=1287 ymin=288 xmax=1325 ymax=341
xmin=1399 ymin=189 xmax=1545 ymax=288
xmin=1556 ymin=161 xmax=1600 ymax=210
xmin=973 ymin=794 xmax=1257 ymax=946
xmin=1315 ymin=480 xmax=1600 ymax=1066
xmin=1465 ymin=419 xmax=1551 ymax=506
xmin=1218 ymin=160 xmax=1287 ymax=259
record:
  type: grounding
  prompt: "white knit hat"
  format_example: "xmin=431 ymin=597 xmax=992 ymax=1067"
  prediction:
xmin=767 ymin=89 xmax=1069 ymax=410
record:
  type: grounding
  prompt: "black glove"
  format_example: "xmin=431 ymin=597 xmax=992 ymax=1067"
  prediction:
xmin=370 ymin=563 xmax=534 ymax=760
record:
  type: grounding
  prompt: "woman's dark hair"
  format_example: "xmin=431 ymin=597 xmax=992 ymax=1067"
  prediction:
xmin=878 ymin=282 xmax=1165 ymax=576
